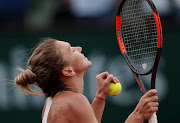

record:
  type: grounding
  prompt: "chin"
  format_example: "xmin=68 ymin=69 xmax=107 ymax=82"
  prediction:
xmin=84 ymin=61 xmax=92 ymax=71
xmin=87 ymin=61 xmax=92 ymax=68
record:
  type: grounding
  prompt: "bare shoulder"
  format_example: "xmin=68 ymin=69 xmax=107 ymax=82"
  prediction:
xmin=53 ymin=92 xmax=91 ymax=113
xmin=49 ymin=92 xmax=97 ymax=123
xmin=53 ymin=91 xmax=88 ymax=107
xmin=67 ymin=92 xmax=90 ymax=106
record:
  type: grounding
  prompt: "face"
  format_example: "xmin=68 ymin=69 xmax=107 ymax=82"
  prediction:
xmin=55 ymin=41 xmax=92 ymax=74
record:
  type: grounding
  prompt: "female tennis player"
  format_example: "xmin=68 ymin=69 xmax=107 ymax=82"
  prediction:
xmin=14 ymin=38 xmax=158 ymax=123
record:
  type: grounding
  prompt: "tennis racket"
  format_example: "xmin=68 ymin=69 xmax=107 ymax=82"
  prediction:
xmin=116 ymin=0 xmax=163 ymax=123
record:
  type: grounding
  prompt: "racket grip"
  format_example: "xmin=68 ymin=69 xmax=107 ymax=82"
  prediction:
xmin=148 ymin=112 xmax=158 ymax=123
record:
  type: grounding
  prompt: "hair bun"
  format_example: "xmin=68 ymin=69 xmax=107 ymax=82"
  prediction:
xmin=15 ymin=68 xmax=37 ymax=86
xmin=25 ymin=69 xmax=37 ymax=84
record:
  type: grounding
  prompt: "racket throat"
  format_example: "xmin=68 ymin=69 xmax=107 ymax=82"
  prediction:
xmin=134 ymin=74 xmax=146 ymax=94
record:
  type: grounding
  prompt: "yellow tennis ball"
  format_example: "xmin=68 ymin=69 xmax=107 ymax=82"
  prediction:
xmin=109 ymin=82 xmax=122 ymax=96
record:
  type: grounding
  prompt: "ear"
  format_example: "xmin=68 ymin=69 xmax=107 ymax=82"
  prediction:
xmin=62 ymin=67 xmax=76 ymax=77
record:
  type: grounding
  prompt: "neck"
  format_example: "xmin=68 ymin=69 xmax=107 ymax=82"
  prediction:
xmin=63 ymin=73 xmax=84 ymax=94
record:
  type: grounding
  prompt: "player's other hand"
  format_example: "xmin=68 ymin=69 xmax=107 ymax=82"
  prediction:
xmin=133 ymin=89 xmax=159 ymax=121
xmin=95 ymin=72 xmax=119 ymax=99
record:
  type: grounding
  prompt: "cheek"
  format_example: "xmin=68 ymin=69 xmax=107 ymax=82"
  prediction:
xmin=73 ymin=57 xmax=91 ymax=72
xmin=73 ymin=55 xmax=83 ymax=63
xmin=76 ymin=57 xmax=86 ymax=67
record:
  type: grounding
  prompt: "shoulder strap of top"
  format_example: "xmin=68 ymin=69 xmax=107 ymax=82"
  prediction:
xmin=42 ymin=97 xmax=53 ymax=123
xmin=42 ymin=90 xmax=69 ymax=123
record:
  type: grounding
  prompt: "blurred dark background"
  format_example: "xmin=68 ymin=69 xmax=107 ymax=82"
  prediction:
xmin=0 ymin=0 xmax=179 ymax=123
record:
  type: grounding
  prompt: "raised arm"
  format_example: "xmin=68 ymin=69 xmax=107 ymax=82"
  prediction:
xmin=91 ymin=72 xmax=118 ymax=123
xmin=125 ymin=89 xmax=159 ymax=123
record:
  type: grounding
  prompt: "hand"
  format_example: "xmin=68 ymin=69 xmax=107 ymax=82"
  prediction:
xmin=96 ymin=72 xmax=119 ymax=99
xmin=133 ymin=89 xmax=159 ymax=121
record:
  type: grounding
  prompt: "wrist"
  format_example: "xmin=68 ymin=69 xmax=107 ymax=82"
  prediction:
xmin=96 ymin=91 xmax=108 ymax=99
xmin=95 ymin=95 xmax=107 ymax=101
xmin=131 ymin=111 xmax=144 ymax=122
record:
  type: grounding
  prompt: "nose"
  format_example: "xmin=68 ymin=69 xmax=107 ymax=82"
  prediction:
xmin=77 ymin=47 xmax=82 ymax=52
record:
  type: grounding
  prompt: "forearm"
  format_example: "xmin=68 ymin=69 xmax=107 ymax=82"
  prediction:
xmin=93 ymin=72 xmax=115 ymax=123
xmin=125 ymin=111 xmax=144 ymax=123
xmin=91 ymin=96 xmax=106 ymax=123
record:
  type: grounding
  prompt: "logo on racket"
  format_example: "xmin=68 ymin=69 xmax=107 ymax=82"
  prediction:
xmin=142 ymin=63 xmax=147 ymax=70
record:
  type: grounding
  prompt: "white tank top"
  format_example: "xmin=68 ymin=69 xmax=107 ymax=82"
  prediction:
xmin=42 ymin=90 xmax=68 ymax=123
xmin=42 ymin=97 xmax=53 ymax=123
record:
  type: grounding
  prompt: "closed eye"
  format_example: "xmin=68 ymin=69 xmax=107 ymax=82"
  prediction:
xmin=72 ymin=48 xmax=76 ymax=52
xmin=70 ymin=46 xmax=75 ymax=52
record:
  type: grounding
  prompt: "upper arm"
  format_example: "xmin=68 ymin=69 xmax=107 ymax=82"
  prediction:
xmin=70 ymin=94 xmax=98 ymax=123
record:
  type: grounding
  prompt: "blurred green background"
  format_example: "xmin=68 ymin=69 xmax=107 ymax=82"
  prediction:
xmin=0 ymin=0 xmax=180 ymax=123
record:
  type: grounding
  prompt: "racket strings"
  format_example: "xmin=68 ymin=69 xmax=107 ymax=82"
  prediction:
xmin=125 ymin=38 xmax=157 ymax=47
xmin=121 ymin=0 xmax=157 ymax=72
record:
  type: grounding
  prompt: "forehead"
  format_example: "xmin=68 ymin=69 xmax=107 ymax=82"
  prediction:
xmin=55 ymin=40 xmax=70 ymax=54
xmin=55 ymin=40 xmax=69 ymax=47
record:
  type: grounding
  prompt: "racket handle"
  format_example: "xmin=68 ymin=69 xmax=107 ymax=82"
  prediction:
xmin=148 ymin=112 xmax=158 ymax=123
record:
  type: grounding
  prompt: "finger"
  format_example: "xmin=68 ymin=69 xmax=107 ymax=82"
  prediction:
xmin=145 ymin=108 xmax=158 ymax=120
xmin=114 ymin=77 xmax=119 ymax=82
xmin=145 ymin=102 xmax=159 ymax=109
xmin=105 ymin=74 xmax=113 ymax=84
xmin=144 ymin=89 xmax=157 ymax=98
xmin=100 ymin=72 xmax=109 ymax=79
xmin=143 ymin=96 xmax=158 ymax=104
xmin=112 ymin=77 xmax=117 ymax=83
xmin=96 ymin=72 xmax=109 ymax=79
xmin=148 ymin=106 xmax=158 ymax=113
xmin=151 ymin=102 xmax=159 ymax=107
xmin=113 ymin=77 xmax=118 ymax=82
xmin=148 ymin=96 xmax=158 ymax=102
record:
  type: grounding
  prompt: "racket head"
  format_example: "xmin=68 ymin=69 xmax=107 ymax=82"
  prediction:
xmin=116 ymin=0 xmax=163 ymax=75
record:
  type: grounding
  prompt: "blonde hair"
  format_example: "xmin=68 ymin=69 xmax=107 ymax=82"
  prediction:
xmin=14 ymin=38 xmax=67 ymax=97
xmin=15 ymin=68 xmax=45 ymax=96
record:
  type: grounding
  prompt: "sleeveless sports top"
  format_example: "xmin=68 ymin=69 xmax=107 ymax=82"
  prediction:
xmin=42 ymin=90 xmax=66 ymax=123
